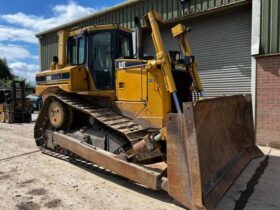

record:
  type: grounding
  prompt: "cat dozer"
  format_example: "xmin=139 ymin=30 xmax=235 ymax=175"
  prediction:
xmin=34 ymin=11 xmax=262 ymax=209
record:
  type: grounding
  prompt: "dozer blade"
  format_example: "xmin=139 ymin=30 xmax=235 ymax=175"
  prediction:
xmin=166 ymin=95 xmax=262 ymax=210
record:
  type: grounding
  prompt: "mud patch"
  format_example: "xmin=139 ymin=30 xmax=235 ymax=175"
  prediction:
xmin=21 ymin=179 xmax=36 ymax=185
xmin=16 ymin=201 xmax=40 ymax=210
xmin=0 ymin=174 xmax=10 ymax=180
xmin=17 ymin=179 xmax=36 ymax=188
xmin=27 ymin=188 xmax=47 ymax=196
xmin=10 ymin=167 xmax=18 ymax=173
xmin=44 ymin=199 xmax=62 ymax=208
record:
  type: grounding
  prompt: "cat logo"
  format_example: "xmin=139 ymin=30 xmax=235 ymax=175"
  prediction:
xmin=118 ymin=62 xmax=126 ymax=69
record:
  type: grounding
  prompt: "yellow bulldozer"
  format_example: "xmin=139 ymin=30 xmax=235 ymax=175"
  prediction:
xmin=34 ymin=11 xmax=262 ymax=209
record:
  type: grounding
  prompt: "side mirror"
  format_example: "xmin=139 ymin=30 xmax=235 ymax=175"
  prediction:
xmin=53 ymin=56 xmax=59 ymax=64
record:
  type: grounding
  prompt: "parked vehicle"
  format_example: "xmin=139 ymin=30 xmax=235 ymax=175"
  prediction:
xmin=26 ymin=94 xmax=42 ymax=111
xmin=0 ymin=80 xmax=32 ymax=123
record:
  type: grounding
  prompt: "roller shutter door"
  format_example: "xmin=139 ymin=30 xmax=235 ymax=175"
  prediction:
xmin=143 ymin=6 xmax=252 ymax=98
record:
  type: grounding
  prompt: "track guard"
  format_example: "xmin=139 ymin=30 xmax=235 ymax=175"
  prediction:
xmin=166 ymin=95 xmax=262 ymax=210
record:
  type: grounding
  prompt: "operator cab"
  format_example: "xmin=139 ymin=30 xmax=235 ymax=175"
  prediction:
xmin=67 ymin=25 xmax=133 ymax=90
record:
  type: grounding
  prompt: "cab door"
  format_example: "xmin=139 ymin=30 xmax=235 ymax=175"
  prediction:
xmin=89 ymin=31 xmax=116 ymax=90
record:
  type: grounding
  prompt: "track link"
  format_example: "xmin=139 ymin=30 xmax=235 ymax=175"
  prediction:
xmin=55 ymin=93 xmax=148 ymax=141
xmin=35 ymin=92 xmax=149 ymax=147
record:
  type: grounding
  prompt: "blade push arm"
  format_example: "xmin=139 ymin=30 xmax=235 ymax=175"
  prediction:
xmin=145 ymin=11 xmax=182 ymax=113
xmin=171 ymin=24 xmax=204 ymax=98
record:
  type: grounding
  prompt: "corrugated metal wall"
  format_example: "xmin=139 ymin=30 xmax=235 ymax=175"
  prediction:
xmin=39 ymin=32 xmax=58 ymax=71
xmin=260 ymin=0 xmax=280 ymax=55
xmin=39 ymin=0 xmax=248 ymax=70
xmin=143 ymin=6 xmax=252 ymax=98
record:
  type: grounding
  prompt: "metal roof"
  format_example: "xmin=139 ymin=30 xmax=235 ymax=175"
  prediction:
xmin=36 ymin=0 xmax=250 ymax=37
xmin=38 ymin=0 xmax=251 ymax=70
xmin=36 ymin=0 xmax=142 ymax=37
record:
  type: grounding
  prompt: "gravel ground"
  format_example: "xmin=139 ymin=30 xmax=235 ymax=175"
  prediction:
xmin=0 ymin=114 xmax=279 ymax=210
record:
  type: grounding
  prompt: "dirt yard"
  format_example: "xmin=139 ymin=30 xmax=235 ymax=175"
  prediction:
xmin=0 ymin=115 xmax=279 ymax=210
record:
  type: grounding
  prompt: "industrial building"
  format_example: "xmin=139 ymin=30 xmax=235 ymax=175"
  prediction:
xmin=36 ymin=0 xmax=280 ymax=147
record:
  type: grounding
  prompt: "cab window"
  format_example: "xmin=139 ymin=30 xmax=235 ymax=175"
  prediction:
xmin=119 ymin=33 xmax=132 ymax=58
xmin=90 ymin=31 xmax=115 ymax=90
xmin=67 ymin=36 xmax=86 ymax=65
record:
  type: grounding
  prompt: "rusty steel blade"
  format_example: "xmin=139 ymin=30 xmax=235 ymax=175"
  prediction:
xmin=166 ymin=95 xmax=263 ymax=210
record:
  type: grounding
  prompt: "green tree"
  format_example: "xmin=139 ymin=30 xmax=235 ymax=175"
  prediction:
xmin=0 ymin=58 xmax=13 ymax=79
xmin=0 ymin=58 xmax=34 ymax=89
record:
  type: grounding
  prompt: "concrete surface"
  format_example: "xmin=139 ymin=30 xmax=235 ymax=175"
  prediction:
xmin=216 ymin=146 xmax=280 ymax=210
xmin=0 ymin=115 xmax=279 ymax=210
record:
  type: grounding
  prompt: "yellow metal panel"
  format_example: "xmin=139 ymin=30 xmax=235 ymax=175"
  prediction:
xmin=114 ymin=101 xmax=146 ymax=119
xmin=115 ymin=64 xmax=171 ymax=129
xmin=35 ymin=65 xmax=89 ymax=95
xmin=171 ymin=24 xmax=186 ymax=37
xmin=116 ymin=67 xmax=146 ymax=101
xmin=36 ymin=84 xmax=70 ymax=96
xmin=70 ymin=67 xmax=88 ymax=91
xmin=114 ymin=101 xmax=163 ymax=129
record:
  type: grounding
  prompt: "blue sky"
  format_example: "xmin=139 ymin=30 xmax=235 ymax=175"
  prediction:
xmin=0 ymin=0 xmax=125 ymax=84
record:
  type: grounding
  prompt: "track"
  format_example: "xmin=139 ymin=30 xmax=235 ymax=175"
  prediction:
xmin=34 ymin=92 xmax=149 ymax=148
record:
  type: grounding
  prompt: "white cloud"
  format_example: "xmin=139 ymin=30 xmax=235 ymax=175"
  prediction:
xmin=9 ymin=62 xmax=39 ymax=84
xmin=1 ymin=1 xmax=100 ymax=32
xmin=0 ymin=1 xmax=103 ymax=84
xmin=0 ymin=1 xmax=102 ymax=46
xmin=0 ymin=44 xmax=38 ymax=61
xmin=0 ymin=44 xmax=38 ymax=84
xmin=0 ymin=25 xmax=37 ymax=43
xmin=10 ymin=62 xmax=38 ymax=73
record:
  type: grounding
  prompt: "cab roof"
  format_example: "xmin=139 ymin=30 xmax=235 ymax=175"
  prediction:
xmin=69 ymin=24 xmax=131 ymax=37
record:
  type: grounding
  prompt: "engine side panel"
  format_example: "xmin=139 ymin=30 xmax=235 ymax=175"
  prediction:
xmin=114 ymin=59 xmax=171 ymax=129
xmin=35 ymin=66 xmax=89 ymax=95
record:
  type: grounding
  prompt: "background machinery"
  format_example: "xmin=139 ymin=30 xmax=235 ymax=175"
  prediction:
xmin=0 ymin=80 xmax=32 ymax=123
xmin=26 ymin=94 xmax=42 ymax=112
xmin=34 ymin=11 xmax=262 ymax=210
